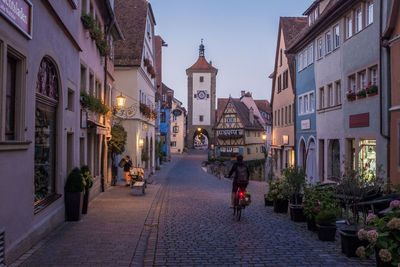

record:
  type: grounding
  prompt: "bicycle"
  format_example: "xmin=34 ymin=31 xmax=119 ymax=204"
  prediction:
xmin=233 ymin=186 xmax=247 ymax=221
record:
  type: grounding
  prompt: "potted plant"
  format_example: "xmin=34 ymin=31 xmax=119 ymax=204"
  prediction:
xmin=347 ymin=91 xmax=356 ymax=101
xmin=336 ymin=168 xmax=382 ymax=257
xmin=282 ymin=166 xmax=306 ymax=221
xmin=367 ymin=84 xmax=378 ymax=96
xmin=64 ymin=168 xmax=86 ymax=221
xmin=264 ymin=179 xmax=274 ymax=206
xmin=269 ymin=178 xmax=289 ymax=213
xmin=356 ymin=200 xmax=400 ymax=266
xmin=316 ymin=207 xmax=339 ymax=241
xmin=80 ymin=165 xmax=93 ymax=214
xmin=356 ymin=89 xmax=367 ymax=99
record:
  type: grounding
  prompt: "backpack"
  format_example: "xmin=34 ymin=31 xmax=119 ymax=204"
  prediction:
xmin=118 ymin=159 xmax=125 ymax=168
xmin=236 ymin=164 xmax=249 ymax=182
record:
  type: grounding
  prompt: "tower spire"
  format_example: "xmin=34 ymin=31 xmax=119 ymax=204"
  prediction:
xmin=199 ymin=39 xmax=205 ymax=57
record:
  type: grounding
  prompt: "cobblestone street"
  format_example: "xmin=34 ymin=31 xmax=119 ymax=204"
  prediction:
xmin=13 ymin=151 xmax=374 ymax=266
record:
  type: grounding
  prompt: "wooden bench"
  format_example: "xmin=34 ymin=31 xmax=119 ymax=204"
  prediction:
xmin=132 ymin=181 xmax=145 ymax=195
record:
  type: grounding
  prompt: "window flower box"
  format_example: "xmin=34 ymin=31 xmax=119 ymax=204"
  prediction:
xmin=356 ymin=89 xmax=367 ymax=99
xmin=366 ymin=84 xmax=378 ymax=96
xmin=347 ymin=91 xmax=356 ymax=101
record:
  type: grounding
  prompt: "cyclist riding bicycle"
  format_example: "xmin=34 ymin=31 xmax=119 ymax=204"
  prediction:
xmin=228 ymin=154 xmax=249 ymax=208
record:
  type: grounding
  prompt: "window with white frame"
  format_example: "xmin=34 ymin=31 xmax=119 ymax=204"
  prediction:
xmin=369 ymin=66 xmax=378 ymax=84
xmin=304 ymin=95 xmax=309 ymax=113
xmin=346 ymin=15 xmax=353 ymax=38
xmin=298 ymin=92 xmax=314 ymax=115
xmin=335 ymin=81 xmax=341 ymax=105
xmin=358 ymin=71 xmax=366 ymax=90
xmin=318 ymin=38 xmax=323 ymax=59
xmin=299 ymin=97 xmax=303 ymax=114
xmin=226 ymin=117 xmax=234 ymax=123
xmin=173 ymin=126 xmax=179 ymax=133
xmin=366 ymin=1 xmax=374 ymax=26
xmin=334 ymin=25 xmax=340 ymax=49
xmin=328 ymin=84 xmax=333 ymax=107
xmin=356 ymin=8 xmax=363 ymax=33
xmin=349 ymin=75 xmax=356 ymax=92
xmin=308 ymin=44 xmax=313 ymax=65
xmin=310 ymin=93 xmax=315 ymax=111
xmin=298 ymin=53 xmax=302 ymax=71
xmin=319 ymin=87 xmax=325 ymax=109
xmin=326 ymin=31 xmax=332 ymax=53
xmin=307 ymin=45 xmax=312 ymax=65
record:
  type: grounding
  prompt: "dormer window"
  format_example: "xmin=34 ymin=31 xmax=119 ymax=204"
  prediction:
xmin=314 ymin=7 xmax=319 ymax=21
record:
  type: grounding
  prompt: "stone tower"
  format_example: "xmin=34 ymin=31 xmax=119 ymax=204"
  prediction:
xmin=186 ymin=41 xmax=218 ymax=149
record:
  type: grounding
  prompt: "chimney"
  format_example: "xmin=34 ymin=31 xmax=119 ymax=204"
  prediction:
xmin=249 ymin=107 xmax=254 ymax=125
xmin=241 ymin=90 xmax=245 ymax=97
xmin=210 ymin=60 xmax=212 ymax=66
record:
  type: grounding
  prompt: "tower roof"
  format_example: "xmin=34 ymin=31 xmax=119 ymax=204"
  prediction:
xmin=187 ymin=57 xmax=217 ymax=72
xmin=186 ymin=40 xmax=218 ymax=72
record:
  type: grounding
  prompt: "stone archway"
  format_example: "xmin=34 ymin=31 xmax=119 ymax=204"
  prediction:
xmin=193 ymin=128 xmax=209 ymax=150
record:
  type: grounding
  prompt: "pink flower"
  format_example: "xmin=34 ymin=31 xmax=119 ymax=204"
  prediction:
xmin=366 ymin=230 xmax=378 ymax=243
xmin=390 ymin=200 xmax=400 ymax=209
xmin=357 ymin=229 xmax=367 ymax=241
xmin=366 ymin=213 xmax=376 ymax=224
xmin=387 ymin=218 xmax=400 ymax=230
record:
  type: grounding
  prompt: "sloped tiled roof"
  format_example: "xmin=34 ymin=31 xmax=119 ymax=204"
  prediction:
xmin=114 ymin=0 xmax=152 ymax=66
xmin=187 ymin=57 xmax=217 ymax=72
xmin=254 ymin=100 xmax=271 ymax=113
xmin=217 ymin=98 xmax=238 ymax=122
xmin=281 ymin=17 xmax=308 ymax=48
xmin=287 ymin=0 xmax=349 ymax=53
xmin=231 ymin=99 xmax=264 ymax=130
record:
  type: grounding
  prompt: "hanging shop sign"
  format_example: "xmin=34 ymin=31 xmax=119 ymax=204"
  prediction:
xmin=0 ymin=0 xmax=33 ymax=39
xmin=172 ymin=109 xmax=182 ymax=117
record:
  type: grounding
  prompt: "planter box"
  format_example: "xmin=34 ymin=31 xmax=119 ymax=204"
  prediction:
xmin=338 ymin=229 xmax=369 ymax=257
xmin=65 ymin=191 xmax=83 ymax=221
xmin=273 ymin=199 xmax=288 ymax=213
xmin=317 ymin=224 xmax=336 ymax=241
xmin=289 ymin=205 xmax=306 ymax=222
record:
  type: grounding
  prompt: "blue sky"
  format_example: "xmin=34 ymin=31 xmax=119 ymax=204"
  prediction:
xmin=148 ymin=0 xmax=314 ymax=108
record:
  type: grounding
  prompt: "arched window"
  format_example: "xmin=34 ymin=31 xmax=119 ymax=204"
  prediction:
xmin=34 ymin=57 xmax=59 ymax=206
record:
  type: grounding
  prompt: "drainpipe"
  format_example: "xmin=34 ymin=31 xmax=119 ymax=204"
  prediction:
xmin=379 ymin=0 xmax=390 ymax=187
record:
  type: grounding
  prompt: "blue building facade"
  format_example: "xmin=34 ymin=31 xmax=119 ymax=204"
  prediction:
xmin=294 ymin=41 xmax=318 ymax=184
xmin=159 ymin=108 xmax=170 ymax=154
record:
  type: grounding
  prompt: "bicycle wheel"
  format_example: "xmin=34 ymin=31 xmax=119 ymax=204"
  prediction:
xmin=236 ymin=206 xmax=241 ymax=221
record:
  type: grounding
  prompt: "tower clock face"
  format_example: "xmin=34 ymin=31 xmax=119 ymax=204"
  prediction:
xmin=197 ymin=90 xmax=206 ymax=100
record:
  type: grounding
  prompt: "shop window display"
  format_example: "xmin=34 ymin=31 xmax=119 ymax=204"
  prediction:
xmin=359 ymin=139 xmax=376 ymax=181
xmin=34 ymin=57 xmax=59 ymax=205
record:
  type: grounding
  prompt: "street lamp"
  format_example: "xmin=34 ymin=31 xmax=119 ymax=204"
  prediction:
xmin=262 ymin=134 xmax=267 ymax=141
xmin=139 ymin=138 xmax=144 ymax=147
xmin=197 ymin=127 xmax=202 ymax=132
xmin=115 ymin=93 xmax=126 ymax=109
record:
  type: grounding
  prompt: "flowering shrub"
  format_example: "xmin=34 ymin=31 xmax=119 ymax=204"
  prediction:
xmin=266 ymin=178 xmax=289 ymax=201
xmin=366 ymin=83 xmax=378 ymax=95
xmin=357 ymin=200 xmax=400 ymax=265
xmin=302 ymin=183 xmax=338 ymax=220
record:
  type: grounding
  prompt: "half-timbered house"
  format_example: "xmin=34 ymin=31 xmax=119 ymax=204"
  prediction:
xmin=215 ymin=98 xmax=265 ymax=161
